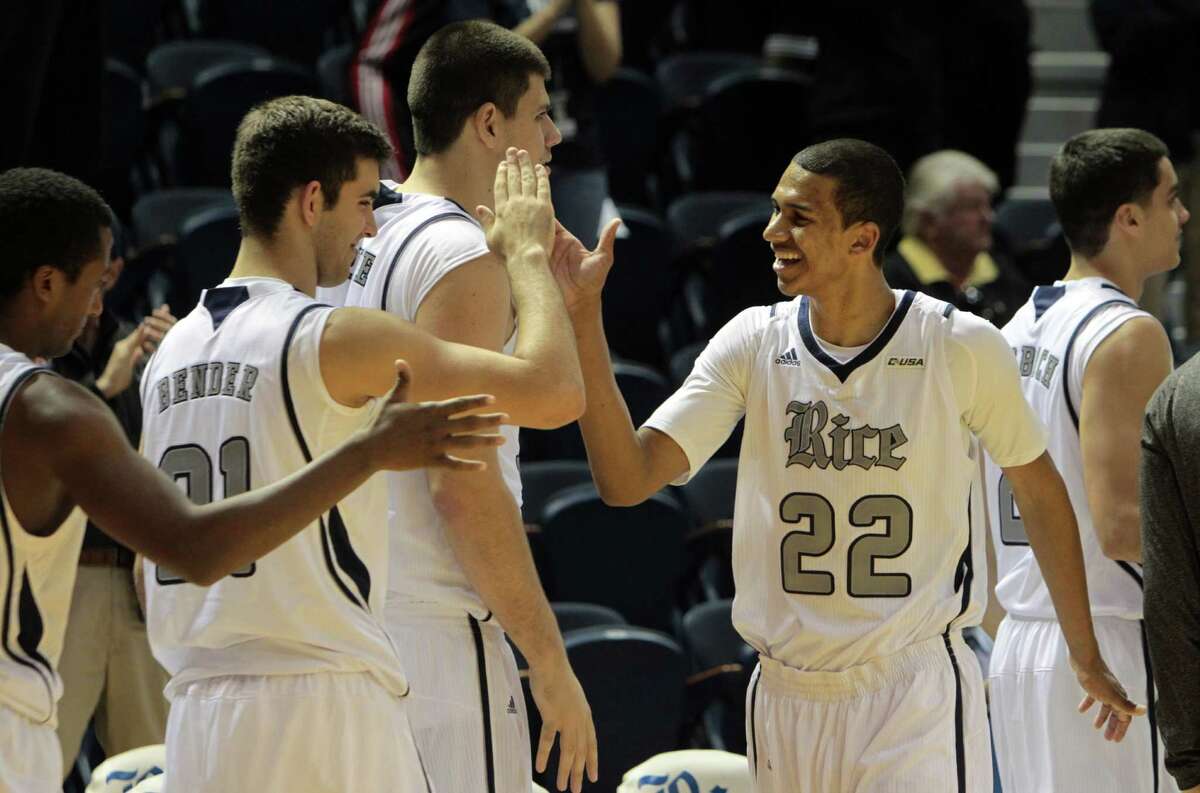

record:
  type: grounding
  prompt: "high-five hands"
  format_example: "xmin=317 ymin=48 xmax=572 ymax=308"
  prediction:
xmin=365 ymin=360 xmax=507 ymax=471
xmin=549 ymin=218 xmax=620 ymax=312
xmin=476 ymin=148 xmax=555 ymax=260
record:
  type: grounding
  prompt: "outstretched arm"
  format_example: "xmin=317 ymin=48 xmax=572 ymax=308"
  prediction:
xmin=25 ymin=367 xmax=502 ymax=585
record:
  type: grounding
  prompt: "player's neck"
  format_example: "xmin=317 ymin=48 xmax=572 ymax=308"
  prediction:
xmin=403 ymin=153 xmax=490 ymax=217
xmin=807 ymin=275 xmax=898 ymax=347
xmin=0 ymin=309 xmax=45 ymax=359
xmin=228 ymin=235 xmax=318 ymax=297
xmin=1062 ymin=254 xmax=1144 ymax=301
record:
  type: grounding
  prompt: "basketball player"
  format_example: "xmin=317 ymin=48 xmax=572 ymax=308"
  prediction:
xmin=554 ymin=138 xmax=1144 ymax=792
xmin=986 ymin=129 xmax=1187 ymax=792
xmin=140 ymin=97 xmax=582 ymax=793
xmin=331 ymin=22 xmax=602 ymax=793
xmin=0 ymin=167 xmax=505 ymax=793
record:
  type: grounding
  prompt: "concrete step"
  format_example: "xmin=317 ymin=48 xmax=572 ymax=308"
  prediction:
xmin=1021 ymin=96 xmax=1098 ymax=142
xmin=1031 ymin=51 xmax=1108 ymax=97
xmin=1031 ymin=0 xmax=1099 ymax=52
xmin=1016 ymin=142 xmax=1060 ymax=187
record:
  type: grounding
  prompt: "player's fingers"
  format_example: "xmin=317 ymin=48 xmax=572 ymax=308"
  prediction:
xmin=391 ymin=359 xmax=412 ymax=403
xmin=536 ymin=162 xmax=551 ymax=202
xmin=597 ymin=218 xmax=621 ymax=255
xmin=475 ymin=204 xmax=496 ymax=232
xmin=1093 ymin=703 xmax=1111 ymax=730
xmin=1077 ymin=694 xmax=1096 ymax=713
xmin=441 ymin=434 xmax=506 ymax=452
xmin=435 ymin=393 xmax=497 ymax=417
xmin=517 ymin=149 xmax=536 ymax=195
xmin=506 ymin=148 xmax=522 ymax=198
xmin=444 ymin=412 xmax=506 ymax=433
xmin=535 ymin=724 xmax=556 ymax=774
xmin=494 ymin=157 xmax=509 ymax=205
xmin=571 ymin=732 xmax=588 ymax=793
xmin=556 ymin=737 xmax=573 ymax=792
xmin=434 ymin=454 xmax=488 ymax=471
xmin=587 ymin=722 xmax=599 ymax=783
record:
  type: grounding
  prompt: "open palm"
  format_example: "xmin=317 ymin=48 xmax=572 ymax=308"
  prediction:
xmin=550 ymin=218 xmax=621 ymax=311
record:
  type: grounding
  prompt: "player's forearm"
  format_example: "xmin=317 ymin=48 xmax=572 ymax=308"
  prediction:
xmin=507 ymin=246 xmax=585 ymax=423
xmin=576 ymin=0 xmax=621 ymax=83
xmin=433 ymin=468 xmax=568 ymax=670
xmin=513 ymin=0 xmax=571 ymax=44
xmin=571 ymin=298 xmax=657 ymax=505
xmin=1011 ymin=456 xmax=1102 ymax=665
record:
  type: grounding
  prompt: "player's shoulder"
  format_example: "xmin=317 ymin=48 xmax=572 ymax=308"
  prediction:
xmin=371 ymin=191 xmax=482 ymax=245
xmin=7 ymin=370 xmax=110 ymax=445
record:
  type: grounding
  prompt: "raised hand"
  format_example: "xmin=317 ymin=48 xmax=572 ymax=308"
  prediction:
xmin=96 ymin=303 xmax=178 ymax=398
xmin=476 ymin=148 xmax=555 ymax=261
xmin=367 ymin=360 xmax=507 ymax=471
xmin=1071 ymin=653 xmax=1146 ymax=742
xmin=549 ymin=218 xmax=620 ymax=312
xmin=529 ymin=657 xmax=599 ymax=793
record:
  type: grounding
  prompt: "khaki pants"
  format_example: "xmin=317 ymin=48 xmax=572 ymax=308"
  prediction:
xmin=55 ymin=564 xmax=169 ymax=778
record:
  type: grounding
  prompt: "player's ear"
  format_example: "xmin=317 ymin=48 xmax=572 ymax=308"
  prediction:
xmin=29 ymin=264 xmax=62 ymax=306
xmin=472 ymin=103 xmax=502 ymax=151
xmin=297 ymin=180 xmax=323 ymax=227
xmin=848 ymin=222 xmax=880 ymax=258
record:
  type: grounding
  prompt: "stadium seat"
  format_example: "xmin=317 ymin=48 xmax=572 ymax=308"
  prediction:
xmin=596 ymin=68 xmax=663 ymax=207
xmin=680 ymin=459 xmax=738 ymax=604
xmin=687 ymin=206 xmax=780 ymax=338
xmin=509 ymin=602 xmax=627 ymax=671
xmin=196 ymin=0 xmax=347 ymax=67
xmin=618 ymin=749 xmax=752 ymax=793
xmin=681 ymin=599 xmax=754 ymax=752
xmin=993 ymin=196 xmax=1059 ymax=256
xmin=534 ymin=627 xmax=688 ymax=793
xmin=317 ymin=43 xmax=354 ymax=106
xmin=131 ymin=188 xmax=235 ymax=249
xmin=172 ymin=203 xmax=241 ymax=314
xmin=84 ymin=744 xmax=164 ymax=793
xmin=539 ymin=484 xmax=687 ymax=631
xmin=171 ymin=58 xmax=317 ymax=186
xmin=145 ymin=39 xmax=270 ymax=99
xmin=101 ymin=59 xmax=148 ymax=195
xmin=603 ymin=206 xmax=679 ymax=368
xmin=668 ymin=67 xmax=811 ymax=195
xmin=667 ymin=191 xmax=765 ymax=262
xmin=654 ymin=52 xmax=761 ymax=114
xmin=681 ymin=458 xmax=737 ymax=530
xmin=518 ymin=460 xmax=593 ymax=528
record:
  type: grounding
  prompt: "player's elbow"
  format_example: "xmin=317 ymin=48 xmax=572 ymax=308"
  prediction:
xmin=530 ymin=381 xmax=586 ymax=429
xmin=594 ymin=477 xmax=648 ymax=507
xmin=1095 ymin=518 xmax=1141 ymax=562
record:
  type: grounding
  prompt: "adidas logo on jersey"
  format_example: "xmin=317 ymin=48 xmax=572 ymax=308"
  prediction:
xmin=775 ymin=348 xmax=803 ymax=367
xmin=886 ymin=356 xmax=925 ymax=368
xmin=506 ymin=696 xmax=518 ymax=715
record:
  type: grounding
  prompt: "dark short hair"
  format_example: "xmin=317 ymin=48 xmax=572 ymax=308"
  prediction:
xmin=408 ymin=20 xmax=551 ymax=156
xmin=0 ymin=168 xmax=112 ymax=303
xmin=231 ymin=96 xmax=393 ymax=238
xmin=1049 ymin=128 xmax=1169 ymax=259
xmin=793 ymin=139 xmax=905 ymax=265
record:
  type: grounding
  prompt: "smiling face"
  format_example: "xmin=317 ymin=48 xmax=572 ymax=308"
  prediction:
xmin=763 ymin=164 xmax=872 ymax=298
xmin=313 ymin=158 xmax=380 ymax=288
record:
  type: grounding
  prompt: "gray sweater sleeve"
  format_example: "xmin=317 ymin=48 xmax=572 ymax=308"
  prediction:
xmin=1141 ymin=359 xmax=1200 ymax=791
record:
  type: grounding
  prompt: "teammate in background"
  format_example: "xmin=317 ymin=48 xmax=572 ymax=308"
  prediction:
xmin=0 ymin=166 xmax=504 ymax=793
xmin=139 ymin=96 xmax=583 ymax=793
xmin=986 ymin=128 xmax=1186 ymax=792
xmin=553 ymin=138 xmax=1143 ymax=792
xmin=330 ymin=22 xmax=601 ymax=793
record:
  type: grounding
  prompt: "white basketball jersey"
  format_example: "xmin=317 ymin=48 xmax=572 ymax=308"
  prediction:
xmin=986 ymin=277 xmax=1150 ymax=619
xmin=644 ymin=292 xmax=1046 ymax=670
xmin=337 ymin=187 xmax=520 ymax=615
xmin=0 ymin=346 xmax=86 ymax=725
xmin=139 ymin=277 xmax=406 ymax=696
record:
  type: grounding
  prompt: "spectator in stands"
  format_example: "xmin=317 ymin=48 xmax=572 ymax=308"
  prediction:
xmin=52 ymin=222 xmax=177 ymax=777
xmin=506 ymin=0 xmax=622 ymax=249
xmin=1091 ymin=0 xmax=1200 ymax=338
xmin=885 ymin=150 xmax=1031 ymax=327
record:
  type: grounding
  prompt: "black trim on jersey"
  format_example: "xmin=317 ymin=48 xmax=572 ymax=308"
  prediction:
xmin=1139 ymin=621 xmax=1160 ymax=791
xmin=375 ymin=183 xmax=404 ymax=209
xmin=203 ymin=286 xmax=251 ymax=331
xmin=953 ymin=491 xmax=975 ymax=622
xmin=1100 ymin=282 xmax=1128 ymax=296
xmin=1117 ymin=560 xmax=1144 ymax=588
xmin=280 ymin=303 xmax=371 ymax=611
xmin=748 ymin=665 xmax=762 ymax=778
xmin=0 ymin=366 xmax=58 ymax=721
xmin=942 ymin=302 xmax=956 ymax=318
xmin=943 ymin=633 xmax=967 ymax=793
xmin=1032 ymin=285 xmax=1066 ymax=321
xmin=469 ymin=615 xmax=497 ymax=793
xmin=379 ymin=211 xmax=478 ymax=312
xmin=797 ymin=290 xmax=915 ymax=383
xmin=1062 ymin=298 xmax=1138 ymax=429
xmin=325 ymin=507 xmax=371 ymax=605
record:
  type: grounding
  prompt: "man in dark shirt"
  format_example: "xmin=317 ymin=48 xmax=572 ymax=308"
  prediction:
xmin=885 ymin=149 xmax=1031 ymax=327
xmin=1141 ymin=360 xmax=1200 ymax=793
xmin=51 ymin=228 xmax=177 ymax=776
